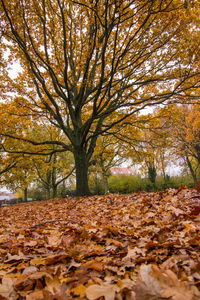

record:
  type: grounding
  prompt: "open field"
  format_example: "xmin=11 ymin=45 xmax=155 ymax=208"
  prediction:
xmin=0 ymin=187 xmax=200 ymax=299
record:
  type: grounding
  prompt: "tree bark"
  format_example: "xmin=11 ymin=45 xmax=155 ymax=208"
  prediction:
xmin=102 ymin=173 xmax=109 ymax=194
xmin=52 ymin=185 xmax=57 ymax=198
xmin=46 ymin=187 xmax=51 ymax=200
xmin=52 ymin=152 xmax=57 ymax=198
xmin=186 ymin=155 xmax=197 ymax=185
xmin=24 ymin=187 xmax=28 ymax=202
xmin=74 ymin=148 xmax=90 ymax=196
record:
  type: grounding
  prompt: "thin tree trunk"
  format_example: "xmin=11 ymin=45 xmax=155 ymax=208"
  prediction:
xmin=94 ymin=173 xmax=99 ymax=195
xmin=99 ymin=155 xmax=109 ymax=194
xmin=24 ymin=187 xmax=28 ymax=202
xmin=102 ymin=173 xmax=109 ymax=194
xmin=186 ymin=155 xmax=197 ymax=185
xmin=161 ymin=161 xmax=166 ymax=184
xmin=52 ymin=152 xmax=57 ymax=198
xmin=74 ymin=148 xmax=90 ymax=196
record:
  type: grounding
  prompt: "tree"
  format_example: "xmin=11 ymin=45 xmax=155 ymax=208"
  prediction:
xmin=123 ymin=110 xmax=172 ymax=187
xmin=0 ymin=124 xmax=75 ymax=198
xmin=0 ymin=139 xmax=36 ymax=200
xmin=90 ymin=134 xmax=126 ymax=193
xmin=164 ymin=104 xmax=200 ymax=185
xmin=148 ymin=164 xmax=157 ymax=185
xmin=33 ymin=151 xmax=75 ymax=199
xmin=139 ymin=126 xmax=158 ymax=187
xmin=0 ymin=157 xmax=36 ymax=201
xmin=142 ymin=111 xmax=176 ymax=185
xmin=0 ymin=0 xmax=200 ymax=195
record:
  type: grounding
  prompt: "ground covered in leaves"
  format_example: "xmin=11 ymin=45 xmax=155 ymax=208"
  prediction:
xmin=0 ymin=187 xmax=200 ymax=299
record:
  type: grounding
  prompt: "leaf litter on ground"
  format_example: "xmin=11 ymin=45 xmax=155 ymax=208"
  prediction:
xmin=0 ymin=186 xmax=199 ymax=299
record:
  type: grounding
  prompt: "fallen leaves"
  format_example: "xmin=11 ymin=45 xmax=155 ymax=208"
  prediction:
xmin=0 ymin=187 xmax=199 ymax=299
xmin=136 ymin=264 xmax=197 ymax=300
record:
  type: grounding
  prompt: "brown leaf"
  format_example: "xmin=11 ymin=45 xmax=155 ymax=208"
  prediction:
xmin=61 ymin=235 xmax=75 ymax=247
xmin=0 ymin=276 xmax=16 ymax=299
xmin=24 ymin=240 xmax=38 ymax=247
xmin=5 ymin=251 xmax=27 ymax=263
xmin=26 ymin=290 xmax=44 ymax=300
xmin=45 ymin=276 xmax=61 ymax=295
xmin=105 ymin=238 xmax=124 ymax=248
xmin=47 ymin=232 xmax=62 ymax=247
xmin=22 ymin=266 xmax=38 ymax=275
xmin=136 ymin=264 xmax=194 ymax=300
xmin=85 ymin=260 xmax=104 ymax=272
xmin=30 ymin=254 xmax=69 ymax=266
xmin=86 ymin=283 xmax=120 ymax=300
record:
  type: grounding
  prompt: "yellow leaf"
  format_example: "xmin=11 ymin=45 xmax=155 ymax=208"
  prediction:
xmin=70 ymin=284 xmax=86 ymax=297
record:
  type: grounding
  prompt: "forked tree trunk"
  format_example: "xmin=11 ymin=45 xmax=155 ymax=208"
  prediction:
xmin=74 ymin=148 xmax=90 ymax=196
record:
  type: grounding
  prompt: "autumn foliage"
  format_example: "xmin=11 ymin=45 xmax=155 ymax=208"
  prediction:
xmin=0 ymin=187 xmax=200 ymax=299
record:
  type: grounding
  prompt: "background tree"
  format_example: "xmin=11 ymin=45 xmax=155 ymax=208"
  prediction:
xmin=90 ymin=134 xmax=126 ymax=194
xmin=0 ymin=0 xmax=200 ymax=195
xmin=143 ymin=112 xmax=175 ymax=185
xmin=163 ymin=104 xmax=200 ymax=185
xmin=124 ymin=111 xmax=172 ymax=185
xmin=0 ymin=157 xmax=35 ymax=201
xmin=33 ymin=151 xmax=74 ymax=199
xmin=0 ymin=123 xmax=75 ymax=198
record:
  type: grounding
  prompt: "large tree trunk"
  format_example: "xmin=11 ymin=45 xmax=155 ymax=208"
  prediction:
xmin=74 ymin=148 xmax=90 ymax=196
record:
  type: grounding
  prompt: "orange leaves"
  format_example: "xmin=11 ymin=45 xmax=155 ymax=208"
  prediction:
xmin=0 ymin=187 xmax=200 ymax=298
xmin=1 ymin=0 xmax=200 ymax=198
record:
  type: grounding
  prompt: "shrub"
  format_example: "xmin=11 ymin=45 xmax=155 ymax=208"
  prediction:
xmin=107 ymin=174 xmax=196 ymax=194
xmin=108 ymin=175 xmax=146 ymax=194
